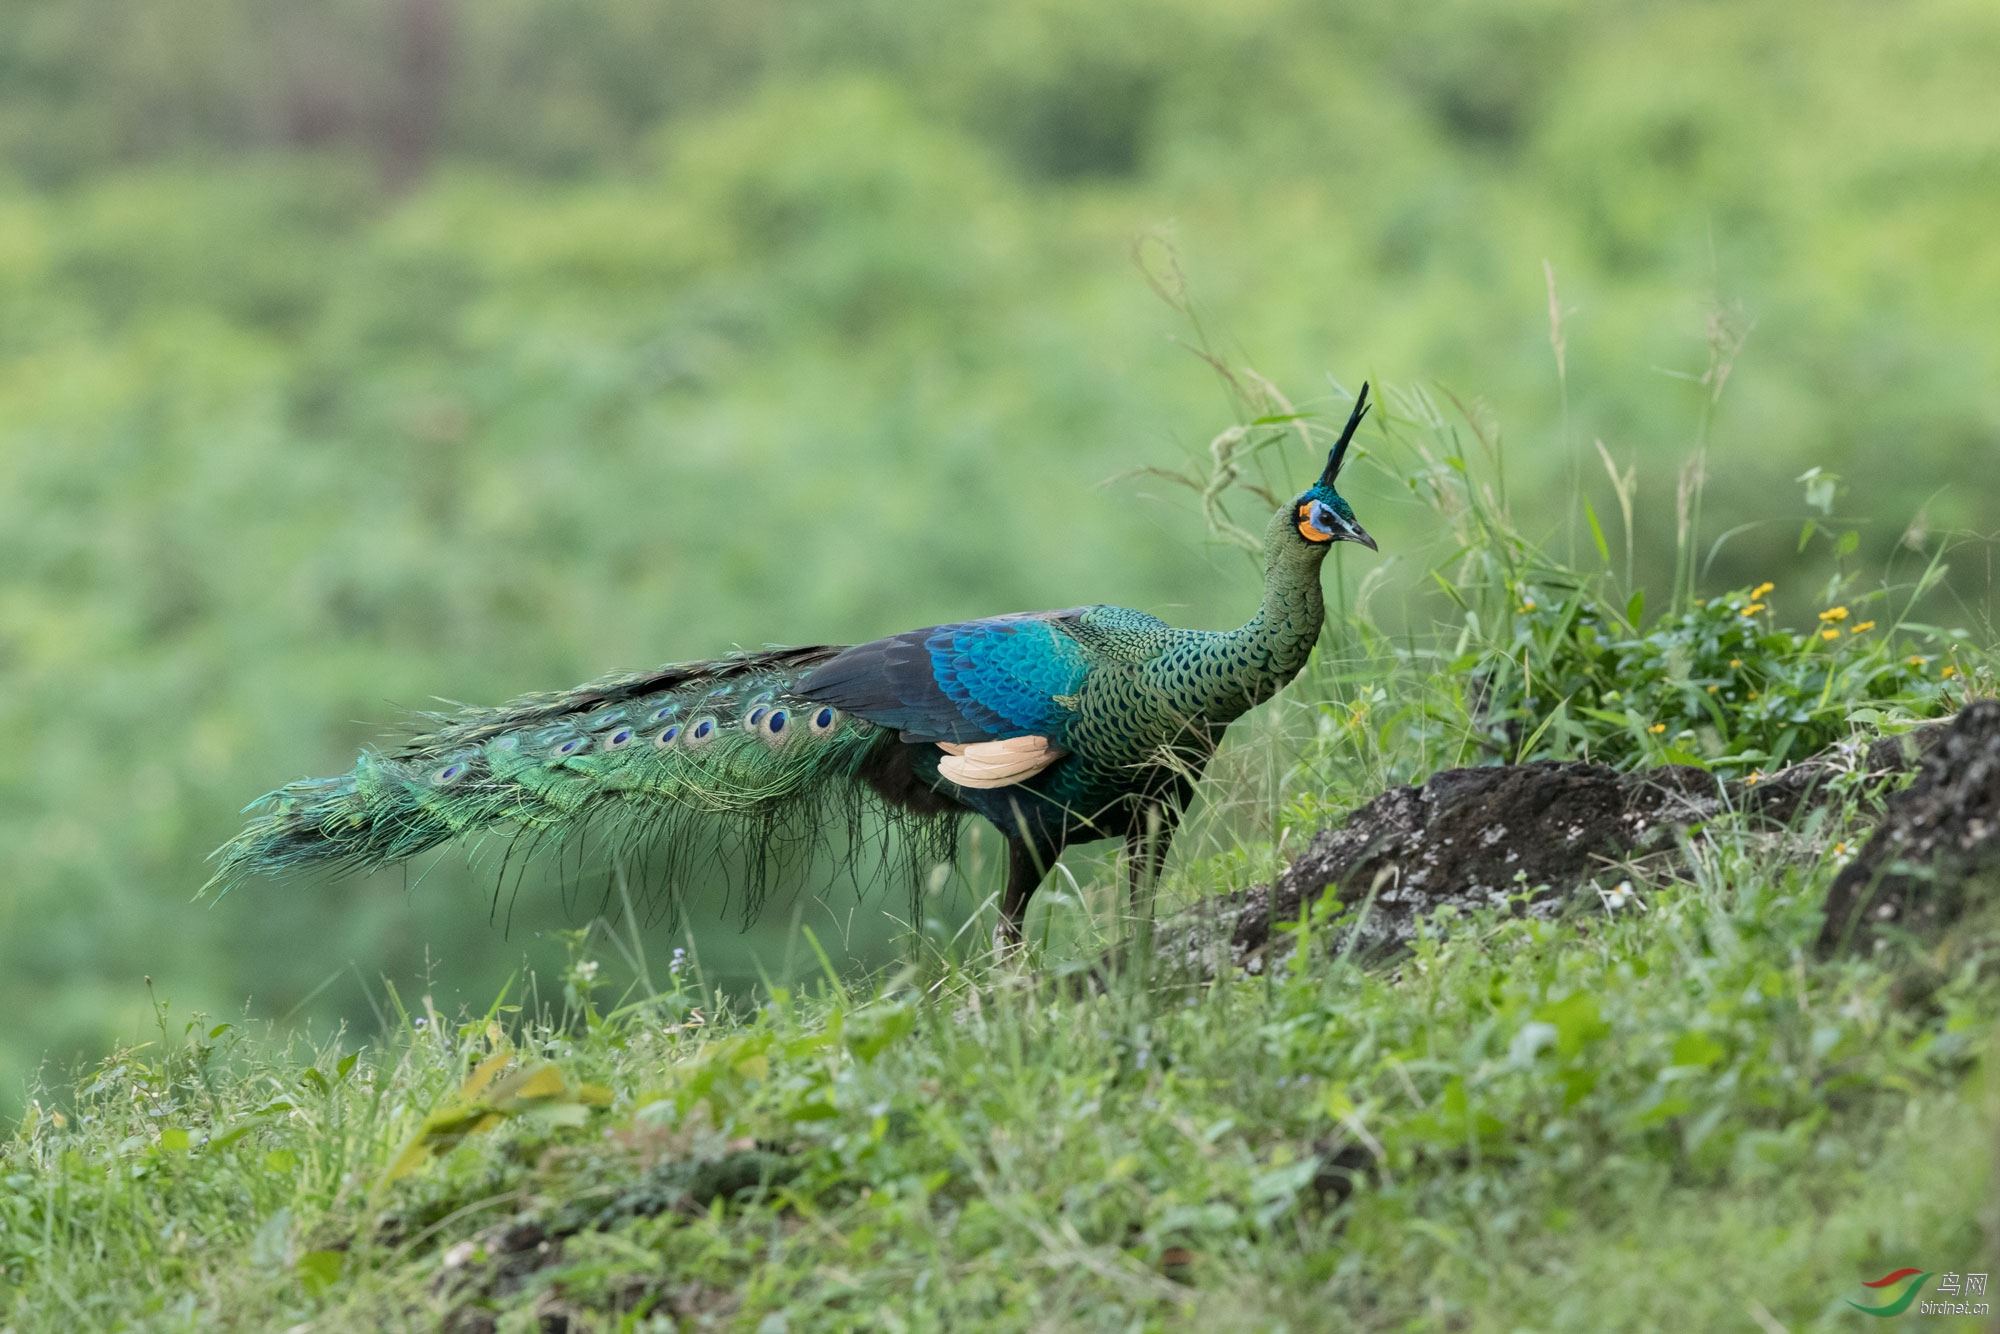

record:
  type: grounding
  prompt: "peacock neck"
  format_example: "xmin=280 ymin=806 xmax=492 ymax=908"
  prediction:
xmin=1197 ymin=508 xmax=1328 ymax=722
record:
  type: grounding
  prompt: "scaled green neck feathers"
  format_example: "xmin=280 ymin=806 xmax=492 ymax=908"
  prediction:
xmin=1192 ymin=505 xmax=1331 ymax=723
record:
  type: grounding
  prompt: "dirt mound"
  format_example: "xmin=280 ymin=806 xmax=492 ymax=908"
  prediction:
xmin=1156 ymin=723 xmax=1946 ymax=978
xmin=1818 ymin=701 xmax=2000 ymax=954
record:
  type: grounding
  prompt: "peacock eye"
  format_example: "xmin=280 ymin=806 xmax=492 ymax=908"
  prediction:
xmin=1297 ymin=499 xmax=1335 ymax=543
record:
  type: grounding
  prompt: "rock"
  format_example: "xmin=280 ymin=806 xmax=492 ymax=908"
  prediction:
xmin=1155 ymin=721 xmax=1950 ymax=978
xmin=1818 ymin=701 xmax=2000 ymax=954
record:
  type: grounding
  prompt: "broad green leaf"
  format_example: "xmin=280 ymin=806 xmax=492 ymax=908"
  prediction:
xmin=1534 ymin=993 xmax=1608 ymax=1057
xmin=1671 ymin=1031 xmax=1727 ymax=1069
xmin=297 ymin=1249 xmax=344 ymax=1294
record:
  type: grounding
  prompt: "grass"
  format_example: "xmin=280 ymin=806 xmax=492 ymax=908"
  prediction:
xmin=4 ymin=372 xmax=1996 ymax=1330
xmin=3 ymin=807 xmax=1994 ymax=1329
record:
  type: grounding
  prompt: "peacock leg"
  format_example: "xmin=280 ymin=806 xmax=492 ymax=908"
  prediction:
xmin=995 ymin=836 xmax=1049 ymax=949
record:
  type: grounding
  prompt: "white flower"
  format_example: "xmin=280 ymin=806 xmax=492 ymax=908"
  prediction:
xmin=1598 ymin=880 xmax=1644 ymax=913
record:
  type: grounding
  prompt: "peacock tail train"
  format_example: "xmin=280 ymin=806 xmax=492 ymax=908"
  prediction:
xmin=205 ymin=644 xmax=962 ymax=924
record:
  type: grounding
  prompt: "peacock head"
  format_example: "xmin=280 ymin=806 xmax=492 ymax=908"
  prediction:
xmin=1291 ymin=382 xmax=1377 ymax=553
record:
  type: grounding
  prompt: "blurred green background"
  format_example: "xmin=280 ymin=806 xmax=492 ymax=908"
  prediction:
xmin=3 ymin=0 xmax=1996 ymax=1111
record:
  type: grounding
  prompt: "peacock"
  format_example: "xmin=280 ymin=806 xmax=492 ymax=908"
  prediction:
xmin=211 ymin=387 xmax=1378 ymax=944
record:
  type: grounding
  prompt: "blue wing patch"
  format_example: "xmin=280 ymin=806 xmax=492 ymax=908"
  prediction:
xmin=799 ymin=610 xmax=1092 ymax=744
xmin=928 ymin=618 xmax=1090 ymax=737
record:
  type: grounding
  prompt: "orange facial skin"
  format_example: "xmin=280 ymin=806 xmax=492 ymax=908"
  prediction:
xmin=1297 ymin=502 xmax=1333 ymax=543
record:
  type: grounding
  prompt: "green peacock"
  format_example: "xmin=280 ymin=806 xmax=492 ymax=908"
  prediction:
xmin=211 ymin=387 xmax=1378 ymax=943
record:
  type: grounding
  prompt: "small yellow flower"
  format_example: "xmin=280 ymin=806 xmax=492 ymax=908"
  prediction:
xmin=1746 ymin=770 xmax=1765 ymax=786
xmin=1818 ymin=606 xmax=1849 ymax=622
xmin=1942 ymin=664 xmax=1960 ymax=679
xmin=1747 ymin=689 xmax=1760 ymax=700
xmin=1741 ymin=603 xmax=1767 ymax=617
xmin=1820 ymin=628 xmax=1841 ymax=641
xmin=1706 ymin=684 xmax=1720 ymax=694
xmin=1518 ymin=601 xmax=1537 ymax=613
xmin=1648 ymin=722 xmax=1667 ymax=735
xmin=1728 ymin=658 xmax=1743 ymax=669
xmin=1906 ymin=655 xmax=1927 ymax=667
xmin=1850 ymin=621 xmax=1875 ymax=635
xmin=1750 ymin=582 xmax=1775 ymax=599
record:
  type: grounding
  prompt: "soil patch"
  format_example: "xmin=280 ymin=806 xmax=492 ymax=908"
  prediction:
xmin=1819 ymin=701 xmax=2000 ymax=954
xmin=1157 ymin=723 xmax=1946 ymax=978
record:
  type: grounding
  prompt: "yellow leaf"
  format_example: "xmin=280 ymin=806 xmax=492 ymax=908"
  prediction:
xmin=378 ymin=1054 xmax=607 ymax=1191
xmin=488 ymin=1063 xmax=568 ymax=1106
xmin=457 ymin=1048 xmax=512 ymax=1104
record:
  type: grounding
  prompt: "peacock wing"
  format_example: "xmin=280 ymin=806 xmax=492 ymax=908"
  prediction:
xmin=798 ymin=609 xmax=1094 ymax=745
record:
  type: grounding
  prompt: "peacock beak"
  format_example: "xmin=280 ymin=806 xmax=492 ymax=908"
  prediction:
xmin=1340 ymin=519 xmax=1378 ymax=551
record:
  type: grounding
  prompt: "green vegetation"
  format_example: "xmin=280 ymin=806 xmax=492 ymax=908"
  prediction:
xmin=1482 ymin=580 xmax=1955 ymax=770
xmin=3 ymin=1 xmax=1999 ymax=1323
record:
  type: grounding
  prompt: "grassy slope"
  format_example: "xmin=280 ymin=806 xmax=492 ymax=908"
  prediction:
xmin=4 ymin=786 xmax=1994 ymax=1330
